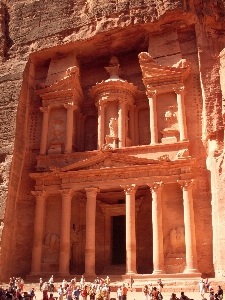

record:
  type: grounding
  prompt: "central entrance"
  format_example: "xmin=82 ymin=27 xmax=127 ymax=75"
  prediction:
xmin=112 ymin=215 xmax=126 ymax=264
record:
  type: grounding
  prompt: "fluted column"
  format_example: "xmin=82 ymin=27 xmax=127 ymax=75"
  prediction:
xmin=97 ymin=101 xmax=106 ymax=149
xmin=64 ymin=102 xmax=76 ymax=153
xmin=121 ymin=184 xmax=137 ymax=274
xmin=174 ymin=87 xmax=188 ymax=141
xmin=84 ymin=187 xmax=99 ymax=276
xmin=147 ymin=90 xmax=158 ymax=145
xmin=118 ymin=99 xmax=126 ymax=148
xmin=148 ymin=182 xmax=165 ymax=274
xmin=129 ymin=105 xmax=136 ymax=146
xmin=30 ymin=191 xmax=46 ymax=274
xmin=178 ymin=180 xmax=199 ymax=273
xmin=59 ymin=189 xmax=73 ymax=275
xmin=39 ymin=106 xmax=50 ymax=155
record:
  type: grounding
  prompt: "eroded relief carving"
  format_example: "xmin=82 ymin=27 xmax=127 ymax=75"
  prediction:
xmin=161 ymin=105 xmax=179 ymax=144
xmin=48 ymin=119 xmax=64 ymax=154
xmin=42 ymin=233 xmax=60 ymax=264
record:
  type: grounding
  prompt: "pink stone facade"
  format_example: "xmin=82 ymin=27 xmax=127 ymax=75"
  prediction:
xmin=0 ymin=0 xmax=225 ymax=281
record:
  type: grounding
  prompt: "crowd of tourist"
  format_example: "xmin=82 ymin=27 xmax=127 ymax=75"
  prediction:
xmin=0 ymin=276 xmax=223 ymax=300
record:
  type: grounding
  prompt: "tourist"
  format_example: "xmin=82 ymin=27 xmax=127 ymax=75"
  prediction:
xmin=89 ymin=287 xmax=96 ymax=300
xmin=29 ymin=288 xmax=35 ymax=300
xmin=180 ymin=291 xmax=191 ymax=300
xmin=81 ymin=285 xmax=88 ymax=300
xmin=199 ymin=278 xmax=206 ymax=298
xmin=151 ymin=287 xmax=159 ymax=300
xmin=62 ymin=280 xmax=68 ymax=292
xmin=43 ymin=290 xmax=49 ymax=300
xmin=49 ymin=293 xmax=56 ymax=300
xmin=48 ymin=276 xmax=54 ymax=292
xmin=43 ymin=282 xmax=49 ymax=292
xmin=20 ymin=279 xmax=24 ymax=292
xmin=215 ymin=294 xmax=220 ymax=300
xmin=130 ymin=276 xmax=134 ymax=289
xmin=122 ymin=284 xmax=128 ymax=300
xmin=66 ymin=285 xmax=73 ymax=300
xmin=74 ymin=286 xmax=81 ymax=300
xmin=217 ymin=286 xmax=223 ymax=300
xmin=80 ymin=276 xmax=86 ymax=289
xmin=143 ymin=285 xmax=149 ymax=300
xmin=58 ymin=285 xmax=64 ymax=300
xmin=170 ymin=293 xmax=179 ymax=300
xmin=117 ymin=286 xmax=122 ymax=300
xmin=205 ymin=279 xmax=210 ymax=292
xmin=157 ymin=279 xmax=163 ymax=293
xmin=105 ymin=277 xmax=110 ymax=286
xmin=209 ymin=288 xmax=215 ymax=300
xmin=39 ymin=278 xmax=43 ymax=292
xmin=71 ymin=278 xmax=76 ymax=291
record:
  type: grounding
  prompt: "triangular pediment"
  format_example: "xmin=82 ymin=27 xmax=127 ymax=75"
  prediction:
xmin=58 ymin=151 xmax=158 ymax=172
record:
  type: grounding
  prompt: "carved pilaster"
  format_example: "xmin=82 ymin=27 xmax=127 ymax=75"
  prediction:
xmin=174 ymin=86 xmax=188 ymax=141
xmin=147 ymin=90 xmax=158 ymax=145
xmin=39 ymin=106 xmax=51 ymax=155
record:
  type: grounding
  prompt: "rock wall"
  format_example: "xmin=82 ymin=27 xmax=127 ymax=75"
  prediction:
xmin=0 ymin=0 xmax=225 ymax=280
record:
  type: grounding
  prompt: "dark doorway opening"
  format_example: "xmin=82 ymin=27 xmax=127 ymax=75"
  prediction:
xmin=112 ymin=215 xmax=126 ymax=264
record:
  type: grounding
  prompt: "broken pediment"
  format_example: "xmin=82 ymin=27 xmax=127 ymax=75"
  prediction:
xmin=138 ymin=52 xmax=190 ymax=91
xmin=57 ymin=151 xmax=159 ymax=172
xmin=36 ymin=66 xmax=84 ymax=106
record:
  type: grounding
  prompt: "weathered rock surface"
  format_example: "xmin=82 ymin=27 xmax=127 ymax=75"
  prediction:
xmin=0 ymin=0 xmax=225 ymax=281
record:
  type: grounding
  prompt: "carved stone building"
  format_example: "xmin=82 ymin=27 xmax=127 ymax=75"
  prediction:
xmin=0 ymin=0 xmax=225 ymax=280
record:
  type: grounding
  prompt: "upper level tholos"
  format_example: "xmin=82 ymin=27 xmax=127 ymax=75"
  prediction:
xmin=35 ymin=50 xmax=190 ymax=162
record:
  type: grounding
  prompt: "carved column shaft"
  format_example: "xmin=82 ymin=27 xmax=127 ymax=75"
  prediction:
xmin=118 ymin=100 xmax=126 ymax=148
xmin=59 ymin=190 xmax=72 ymax=274
xmin=129 ymin=106 xmax=136 ymax=146
xmin=149 ymin=182 xmax=165 ymax=274
xmin=40 ymin=107 xmax=50 ymax=155
xmin=178 ymin=180 xmax=198 ymax=273
xmin=148 ymin=91 xmax=158 ymax=145
xmin=85 ymin=187 xmax=99 ymax=276
xmin=122 ymin=184 xmax=137 ymax=274
xmin=174 ymin=87 xmax=188 ymax=141
xmin=98 ymin=103 xmax=105 ymax=149
xmin=64 ymin=103 xmax=75 ymax=153
xmin=30 ymin=191 xmax=46 ymax=274
xmin=134 ymin=108 xmax=139 ymax=146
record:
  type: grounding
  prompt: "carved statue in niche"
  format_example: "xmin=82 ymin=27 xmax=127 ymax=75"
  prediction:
xmin=161 ymin=106 xmax=179 ymax=144
xmin=42 ymin=233 xmax=60 ymax=264
xmin=164 ymin=226 xmax=186 ymax=273
xmin=105 ymin=117 xmax=118 ymax=149
xmin=48 ymin=119 xmax=64 ymax=154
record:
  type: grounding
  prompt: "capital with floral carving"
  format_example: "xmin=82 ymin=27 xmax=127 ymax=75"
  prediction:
xmin=147 ymin=90 xmax=157 ymax=98
xmin=64 ymin=102 xmax=78 ymax=110
xmin=85 ymin=187 xmax=100 ymax=197
xmin=121 ymin=184 xmax=137 ymax=195
xmin=40 ymin=106 xmax=50 ymax=114
xmin=59 ymin=189 xmax=73 ymax=198
xmin=31 ymin=190 xmax=47 ymax=199
xmin=177 ymin=179 xmax=194 ymax=191
xmin=173 ymin=86 xmax=185 ymax=95
xmin=148 ymin=181 xmax=163 ymax=192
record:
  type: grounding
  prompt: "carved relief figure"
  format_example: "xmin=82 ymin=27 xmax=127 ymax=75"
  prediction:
xmin=109 ymin=118 xmax=118 ymax=137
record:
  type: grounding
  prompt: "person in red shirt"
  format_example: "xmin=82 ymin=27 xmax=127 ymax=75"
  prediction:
xmin=122 ymin=284 xmax=128 ymax=300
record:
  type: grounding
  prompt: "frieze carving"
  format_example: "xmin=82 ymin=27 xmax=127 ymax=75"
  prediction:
xmin=157 ymin=154 xmax=171 ymax=161
xmin=176 ymin=149 xmax=190 ymax=159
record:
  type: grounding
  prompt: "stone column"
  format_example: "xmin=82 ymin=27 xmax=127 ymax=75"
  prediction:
xmin=84 ymin=187 xmax=99 ymax=276
xmin=118 ymin=99 xmax=126 ymax=148
xmin=30 ymin=191 xmax=46 ymax=274
xmin=97 ymin=101 xmax=106 ymax=150
xmin=129 ymin=105 xmax=136 ymax=146
xmin=148 ymin=182 xmax=165 ymax=274
xmin=121 ymin=184 xmax=137 ymax=274
xmin=134 ymin=108 xmax=139 ymax=146
xmin=177 ymin=180 xmax=199 ymax=273
xmin=39 ymin=106 xmax=50 ymax=155
xmin=147 ymin=90 xmax=158 ymax=145
xmin=174 ymin=87 xmax=188 ymax=141
xmin=59 ymin=189 xmax=73 ymax=275
xmin=64 ymin=102 xmax=76 ymax=153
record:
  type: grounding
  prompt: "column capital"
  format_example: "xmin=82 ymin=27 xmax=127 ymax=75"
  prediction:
xmin=64 ymin=102 xmax=78 ymax=110
xmin=31 ymin=190 xmax=47 ymax=199
xmin=173 ymin=86 xmax=185 ymax=94
xmin=95 ymin=99 xmax=107 ymax=107
xmin=177 ymin=179 xmax=194 ymax=191
xmin=147 ymin=89 xmax=157 ymax=98
xmin=118 ymin=97 xmax=127 ymax=105
xmin=40 ymin=106 xmax=50 ymax=114
xmin=148 ymin=181 xmax=163 ymax=192
xmin=85 ymin=187 xmax=100 ymax=197
xmin=59 ymin=189 xmax=73 ymax=198
xmin=121 ymin=184 xmax=137 ymax=195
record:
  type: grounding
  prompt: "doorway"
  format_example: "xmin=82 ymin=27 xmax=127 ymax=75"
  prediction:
xmin=112 ymin=215 xmax=126 ymax=264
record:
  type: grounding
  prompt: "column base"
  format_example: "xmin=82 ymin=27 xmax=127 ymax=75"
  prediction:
xmin=152 ymin=270 xmax=166 ymax=275
xmin=183 ymin=268 xmax=200 ymax=274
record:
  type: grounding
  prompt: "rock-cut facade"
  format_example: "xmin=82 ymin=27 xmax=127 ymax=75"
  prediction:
xmin=0 ymin=0 xmax=225 ymax=281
